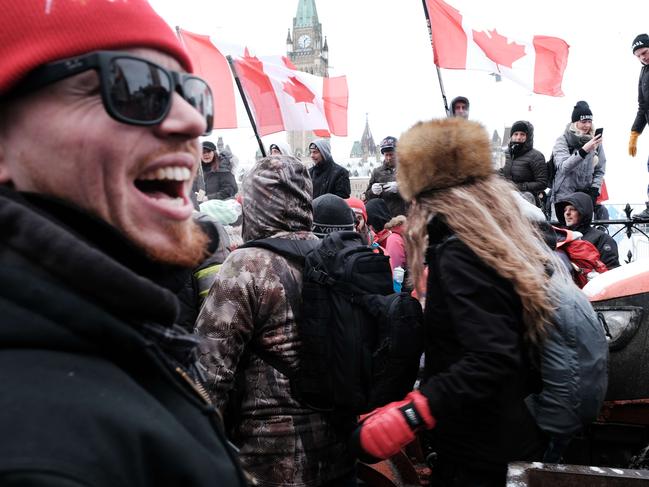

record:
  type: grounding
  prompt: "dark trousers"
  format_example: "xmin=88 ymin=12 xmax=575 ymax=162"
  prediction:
xmin=321 ymin=470 xmax=357 ymax=487
xmin=429 ymin=457 xmax=506 ymax=487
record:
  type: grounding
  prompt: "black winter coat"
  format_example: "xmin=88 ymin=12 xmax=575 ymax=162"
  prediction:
xmin=501 ymin=138 xmax=548 ymax=195
xmin=632 ymin=64 xmax=649 ymax=134
xmin=555 ymin=192 xmax=620 ymax=269
xmin=419 ymin=218 xmax=544 ymax=473
xmin=204 ymin=168 xmax=238 ymax=200
xmin=364 ymin=164 xmax=408 ymax=217
xmin=0 ymin=188 xmax=247 ymax=487
xmin=308 ymin=159 xmax=351 ymax=199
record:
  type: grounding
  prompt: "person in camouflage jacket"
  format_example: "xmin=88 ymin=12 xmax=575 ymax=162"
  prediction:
xmin=195 ymin=155 xmax=356 ymax=487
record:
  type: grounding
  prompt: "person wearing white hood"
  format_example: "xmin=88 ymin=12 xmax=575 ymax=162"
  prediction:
xmin=268 ymin=141 xmax=293 ymax=157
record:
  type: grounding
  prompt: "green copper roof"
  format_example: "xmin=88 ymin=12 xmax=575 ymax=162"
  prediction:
xmin=294 ymin=0 xmax=319 ymax=27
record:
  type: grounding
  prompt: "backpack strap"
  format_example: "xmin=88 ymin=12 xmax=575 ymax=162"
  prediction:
xmin=237 ymin=238 xmax=319 ymax=381
xmin=240 ymin=237 xmax=319 ymax=263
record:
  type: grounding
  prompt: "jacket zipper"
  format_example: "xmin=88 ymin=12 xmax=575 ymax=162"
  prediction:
xmin=174 ymin=366 xmax=213 ymax=406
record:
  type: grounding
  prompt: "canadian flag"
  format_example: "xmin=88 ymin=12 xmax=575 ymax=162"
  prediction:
xmin=597 ymin=180 xmax=609 ymax=204
xmin=177 ymin=29 xmax=238 ymax=129
xmin=178 ymin=28 xmax=348 ymax=137
xmin=424 ymin=0 xmax=569 ymax=96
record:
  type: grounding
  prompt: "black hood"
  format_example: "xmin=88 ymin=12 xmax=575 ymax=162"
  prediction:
xmin=556 ymin=192 xmax=593 ymax=229
xmin=366 ymin=198 xmax=392 ymax=231
xmin=508 ymin=120 xmax=535 ymax=158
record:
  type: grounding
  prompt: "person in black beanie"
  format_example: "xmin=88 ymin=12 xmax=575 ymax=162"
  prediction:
xmin=549 ymin=101 xmax=605 ymax=219
xmin=366 ymin=198 xmax=393 ymax=252
xmin=500 ymin=120 xmax=548 ymax=207
xmin=312 ymin=193 xmax=355 ymax=238
xmin=628 ymin=33 xmax=649 ymax=219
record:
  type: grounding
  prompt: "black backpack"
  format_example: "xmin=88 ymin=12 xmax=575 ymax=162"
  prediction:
xmin=546 ymin=154 xmax=556 ymax=190
xmin=241 ymin=231 xmax=424 ymax=415
xmin=547 ymin=135 xmax=574 ymax=190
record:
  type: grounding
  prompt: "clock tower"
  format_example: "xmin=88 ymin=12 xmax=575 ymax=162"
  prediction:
xmin=286 ymin=0 xmax=329 ymax=158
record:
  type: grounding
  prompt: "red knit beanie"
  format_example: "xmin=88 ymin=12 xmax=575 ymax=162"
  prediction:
xmin=0 ymin=0 xmax=192 ymax=95
xmin=345 ymin=197 xmax=368 ymax=222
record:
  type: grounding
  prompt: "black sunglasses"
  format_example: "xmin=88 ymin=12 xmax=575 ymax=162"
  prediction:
xmin=19 ymin=50 xmax=214 ymax=135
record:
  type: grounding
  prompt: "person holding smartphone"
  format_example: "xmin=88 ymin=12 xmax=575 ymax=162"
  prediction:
xmin=549 ymin=101 xmax=606 ymax=219
xmin=628 ymin=33 xmax=649 ymax=219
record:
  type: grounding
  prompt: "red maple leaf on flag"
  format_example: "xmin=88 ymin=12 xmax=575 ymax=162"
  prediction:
xmin=236 ymin=48 xmax=274 ymax=94
xmin=472 ymin=29 xmax=526 ymax=68
xmin=283 ymin=76 xmax=316 ymax=112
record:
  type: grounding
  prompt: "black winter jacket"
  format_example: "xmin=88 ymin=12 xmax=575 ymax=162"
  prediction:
xmin=419 ymin=218 xmax=544 ymax=473
xmin=364 ymin=164 xmax=408 ymax=217
xmin=632 ymin=64 xmax=649 ymax=134
xmin=0 ymin=187 xmax=247 ymax=487
xmin=555 ymin=192 xmax=620 ymax=269
xmin=308 ymin=139 xmax=350 ymax=199
xmin=500 ymin=123 xmax=548 ymax=195
xmin=204 ymin=168 xmax=238 ymax=200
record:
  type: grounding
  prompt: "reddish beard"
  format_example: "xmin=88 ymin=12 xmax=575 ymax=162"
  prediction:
xmin=142 ymin=218 xmax=209 ymax=268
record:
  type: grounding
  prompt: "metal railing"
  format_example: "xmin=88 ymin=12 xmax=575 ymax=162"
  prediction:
xmin=550 ymin=204 xmax=649 ymax=263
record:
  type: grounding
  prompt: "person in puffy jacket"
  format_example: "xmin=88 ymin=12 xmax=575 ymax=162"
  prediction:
xmin=550 ymin=101 xmax=605 ymax=218
xmin=500 ymin=120 xmax=547 ymax=207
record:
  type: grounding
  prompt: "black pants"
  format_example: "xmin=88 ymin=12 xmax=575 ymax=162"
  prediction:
xmin=429 ymin=457 xmax=506 ymax=487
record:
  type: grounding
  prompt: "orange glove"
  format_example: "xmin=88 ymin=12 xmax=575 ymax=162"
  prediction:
xmin=629 ymin=131 xmax=640 ymax=157
xmin=353 ymin=391 xmax=435 ymax=461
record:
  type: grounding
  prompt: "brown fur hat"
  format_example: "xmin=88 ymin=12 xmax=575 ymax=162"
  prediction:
xmin=396 ymin=118 xmax=493 ymax=201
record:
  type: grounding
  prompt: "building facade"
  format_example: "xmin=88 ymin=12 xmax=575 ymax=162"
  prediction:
xmin=286 ymin=0 xmax=329 ymax=158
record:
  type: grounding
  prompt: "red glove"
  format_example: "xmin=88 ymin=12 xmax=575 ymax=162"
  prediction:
xmin=354 ymin=391 xmax=436 ymax=461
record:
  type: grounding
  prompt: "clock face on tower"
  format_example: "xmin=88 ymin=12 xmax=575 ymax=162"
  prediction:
xmin=297 ymin=34 xmax=312 ymax=49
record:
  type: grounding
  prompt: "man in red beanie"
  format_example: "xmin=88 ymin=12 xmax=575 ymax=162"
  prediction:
xmin=0 ymin=1 xmax=247 ymax=485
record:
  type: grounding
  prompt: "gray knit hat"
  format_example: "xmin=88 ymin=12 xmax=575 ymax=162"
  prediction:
xmin=312 ymin=194 xmax=355 ymax=238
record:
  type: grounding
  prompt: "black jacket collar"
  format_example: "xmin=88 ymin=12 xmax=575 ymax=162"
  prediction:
xmin=0 ymin=186 xmax=181 ymax=325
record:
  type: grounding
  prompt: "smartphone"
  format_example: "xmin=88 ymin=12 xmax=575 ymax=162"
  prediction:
xmin=595 ymin=127 xmax=604 ymax=138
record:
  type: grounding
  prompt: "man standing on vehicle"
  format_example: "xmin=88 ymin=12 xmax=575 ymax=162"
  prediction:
xmin=628 ymin=33 xmax=649 ymax=219
xmin=0 ymin=1 xmax=246 ymax=485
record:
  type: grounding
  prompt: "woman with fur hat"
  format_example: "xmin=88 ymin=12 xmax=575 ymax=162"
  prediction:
xmin=550 ymin=101 xmax=605 ymax=218
xmin=354 ymin=118 xmax=555 ymax=486
xmin=500 ymin=120 xmax=548 ymax=207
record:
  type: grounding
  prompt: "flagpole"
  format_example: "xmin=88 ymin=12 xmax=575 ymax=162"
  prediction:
xmin=421 ymin=0 xmax=450 ymax=116
xmin=226 ymin=55 xmax=267 ymax=158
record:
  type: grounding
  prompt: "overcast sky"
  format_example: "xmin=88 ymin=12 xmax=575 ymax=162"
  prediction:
xmin=150 ymin=0 xmax=649 ymax=206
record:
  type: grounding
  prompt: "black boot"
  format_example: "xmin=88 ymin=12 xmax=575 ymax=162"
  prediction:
xmin=633 ymin=201 xmax=649 ymax=220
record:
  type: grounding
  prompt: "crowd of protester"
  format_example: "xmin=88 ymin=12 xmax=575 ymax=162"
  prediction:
xmin=1 ymin=1 xmax=646 ymax=486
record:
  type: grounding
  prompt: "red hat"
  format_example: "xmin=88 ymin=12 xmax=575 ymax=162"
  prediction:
xmin=0 ymin=0 xmax=192 ymax=95
xmin=345 ymin=197 xmax=367 ymax=222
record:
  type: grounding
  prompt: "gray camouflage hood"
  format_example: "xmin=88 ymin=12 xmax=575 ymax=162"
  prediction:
xmin=242 ymin=155 xmax=313 ymax=241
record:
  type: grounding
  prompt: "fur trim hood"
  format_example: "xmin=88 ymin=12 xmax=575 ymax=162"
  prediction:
xmin=384 ymin=215 xmax=406 ymax=230
xmin=396 ymin=118 xmax=493 ymax=201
